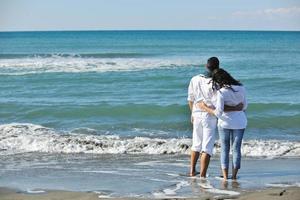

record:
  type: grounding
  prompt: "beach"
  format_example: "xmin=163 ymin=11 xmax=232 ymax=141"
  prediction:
xmin=0 ymin=30 xmax=300 ymax=198
xmin=0 ymin=153 xmax=299 ymax=198
xmin=1 ymin=186 xmax=300 ymax=200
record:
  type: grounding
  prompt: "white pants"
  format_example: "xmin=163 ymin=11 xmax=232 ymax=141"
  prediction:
xmin=191 ymin=113 xmax=217 ymax=156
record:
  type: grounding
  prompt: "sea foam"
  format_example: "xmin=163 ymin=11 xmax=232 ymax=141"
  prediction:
xmin=0 ymin=123 xmax=299 ymax=157
xmin=0 ymin=56 xmax=199 ymax=75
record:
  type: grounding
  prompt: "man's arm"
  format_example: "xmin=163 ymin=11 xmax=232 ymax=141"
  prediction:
xmin=224 ymin=103 xmax=243 ymax=112
xmin=187 ymin=78 xmax=195 ymax=124
xmin=188 ymin=101 xmax=194 ymax=124
xmin=188 ymin=101 xmax=193 ymax=112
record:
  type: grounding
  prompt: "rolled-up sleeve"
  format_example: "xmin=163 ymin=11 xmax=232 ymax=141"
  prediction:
xmin=187 ymin=80 xmax=194 ymax=102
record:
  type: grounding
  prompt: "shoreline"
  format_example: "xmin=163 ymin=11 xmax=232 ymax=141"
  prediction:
xmin=1 ymin=154 xmax=299 ymax=198
xmin=0 ymin=186 xmax=299 ymax=200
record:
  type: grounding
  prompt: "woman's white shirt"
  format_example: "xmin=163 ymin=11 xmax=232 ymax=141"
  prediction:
xmin=214 ymin=85 xmax=247 ymax=129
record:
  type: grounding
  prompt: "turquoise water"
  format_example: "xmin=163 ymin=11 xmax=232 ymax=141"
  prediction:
xmin=0 ymin=31 xmax=299 ymax=140
xmin=0 ymin=30 xmax=299 ymax=156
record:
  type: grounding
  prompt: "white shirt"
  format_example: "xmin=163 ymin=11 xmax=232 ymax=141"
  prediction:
xmin=187 ymin=74 xmax=216 ymax=117
xmin=214 ymin=85 xmax=247 ymax=129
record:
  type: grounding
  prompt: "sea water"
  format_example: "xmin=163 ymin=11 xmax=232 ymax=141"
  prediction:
xmin=0 ymin=31 xmax=299 ymax=197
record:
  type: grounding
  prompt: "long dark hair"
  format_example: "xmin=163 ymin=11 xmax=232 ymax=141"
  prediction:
xmin=212 ymin=68 xmax=242 ymax=91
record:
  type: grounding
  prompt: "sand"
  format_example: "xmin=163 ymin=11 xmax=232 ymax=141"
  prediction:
xmin=0 ymin=187 xmax=99 ymax=200
xmin=238 ymin=187 xmax=300 ymax=200
xmin=0 ymin=186 xmax=299 ymax=200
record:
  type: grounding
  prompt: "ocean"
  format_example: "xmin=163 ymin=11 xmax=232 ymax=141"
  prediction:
xmin=0 ymin=31 xmax=299 ymax=198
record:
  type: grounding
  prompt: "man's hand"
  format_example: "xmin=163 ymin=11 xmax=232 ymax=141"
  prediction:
xmin=191 ymin=115 xmax=194 ymax=124
xmin=235 ymin=102 xmax=244 ymax=111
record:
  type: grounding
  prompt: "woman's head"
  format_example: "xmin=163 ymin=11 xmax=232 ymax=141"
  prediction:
xmin=212 ymin=68 xmax=242 ymax=90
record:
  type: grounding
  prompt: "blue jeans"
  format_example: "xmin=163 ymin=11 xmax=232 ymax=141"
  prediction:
xmin=218 ymin=127 xmax=245 ymax=170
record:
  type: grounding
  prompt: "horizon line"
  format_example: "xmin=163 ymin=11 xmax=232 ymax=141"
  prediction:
xmin=0 ymin=29 xmax=300 ymax=33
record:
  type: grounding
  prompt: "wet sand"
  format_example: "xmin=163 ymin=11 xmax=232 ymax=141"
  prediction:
xmin=0 ymin=187 xmax=100 ymax=200
xmin=1 ymin=186 xmax=299 ymax=200
xmin=237 ymin=187 xmax=300 ymax=200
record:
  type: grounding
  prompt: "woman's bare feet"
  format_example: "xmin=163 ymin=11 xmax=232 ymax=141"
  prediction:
xmin=222 ymin=168 xmax=229 ymax=180
xmin=232 ymin=168 xmax=239 ymax=180
xmin=231 ymin=180 xmax=240 ymax=188
xmin=221 ymin=179 xmax=228 ymax=189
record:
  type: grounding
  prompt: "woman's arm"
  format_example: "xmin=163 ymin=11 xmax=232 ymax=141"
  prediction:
xmin=196 ymin=91 xmax=225 ymax=117
xmin=212 ymin=91 xmax=224 ymax=118
xmin=197 ymin=101 xmax=215 ymax=115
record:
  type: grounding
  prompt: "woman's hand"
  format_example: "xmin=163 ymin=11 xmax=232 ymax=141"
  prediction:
xmin=196 ymin=101 xmax=207 ymax=110
xmin=196 ymin=101 xmax=216 ymax=116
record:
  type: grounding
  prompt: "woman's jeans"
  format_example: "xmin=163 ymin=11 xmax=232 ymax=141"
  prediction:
xmin=218 ymin=127 xmax=245 ymax=170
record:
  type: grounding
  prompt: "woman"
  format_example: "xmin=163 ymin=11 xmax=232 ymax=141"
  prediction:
xmin=197 ymin=68 xmax=247 ymax=180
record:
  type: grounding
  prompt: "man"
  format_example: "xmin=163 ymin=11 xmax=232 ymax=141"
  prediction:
xmin=188 ymin=57 xmax=242 ymax=177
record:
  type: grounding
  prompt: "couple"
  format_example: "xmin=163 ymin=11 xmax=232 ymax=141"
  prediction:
xmin=187 ymin=57 xmax=247 ymax=180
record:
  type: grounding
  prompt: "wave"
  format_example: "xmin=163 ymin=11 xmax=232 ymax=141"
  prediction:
xmin=21 ymin=104 xmax=188 ymax=119
xmin=2 ymin=103 xmax=299 ymax=130
xmin=246 ymin=103 xmax=300 ymax=129
xmin=247 ymin=103 xmax=300 ymax=112
xmin=0 ymin=123 xmax=299 ymax=157
xmin=0 ymin=53 xmax=151 ymax=59
xmin=0 ymin=56 xmax=198 ymax=75
xmin=5 ymin=103 xmax=299 ymax=117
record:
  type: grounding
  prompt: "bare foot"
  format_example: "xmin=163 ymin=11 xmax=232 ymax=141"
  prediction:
xmin=219 ymin=175 xmax=229 ymax=180
xmin=221 ymin=179 xmax=228 ymax=189
xmin=189 ymin=171 xmax=199 ymax=177
xmin=232 ymin=180 xmax=240 ymax=188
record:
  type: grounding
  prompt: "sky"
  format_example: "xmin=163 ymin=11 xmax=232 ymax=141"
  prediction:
xmin=0 ymin=0 xmax=299 ymax=31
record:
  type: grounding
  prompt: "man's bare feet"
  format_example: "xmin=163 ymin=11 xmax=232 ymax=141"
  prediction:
xmin=189 ymin=171 xmax=200 ymax=177
xmin=189 ymin=171 xmax=196 ymax=176
xmin=200 ymin=152 xmax=210 ymax=178
xmin=190 ymin=151 xmax=200 ymax=177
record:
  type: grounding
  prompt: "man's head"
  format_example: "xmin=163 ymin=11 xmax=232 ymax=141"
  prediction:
xmin=206 ymin=57 xmax=219 ymax=72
